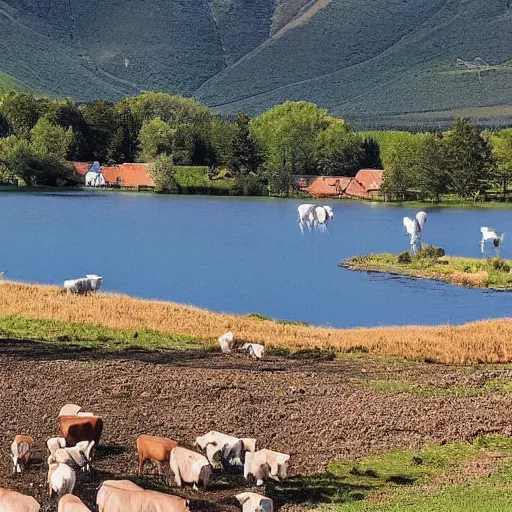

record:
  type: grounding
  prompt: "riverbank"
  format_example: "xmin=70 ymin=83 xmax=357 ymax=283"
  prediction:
xmin=341 ymin=253 xmax=512 ymax=290
xmin=2 ymin=281 xmax=512 ymax=364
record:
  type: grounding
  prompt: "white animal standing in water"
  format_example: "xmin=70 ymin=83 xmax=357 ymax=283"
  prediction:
xmin=297 ymin=204 xmax=334 ymax=234
xmin=480 ymin=227 xmax=505 ymax=256
xmin=403 ymin=211 xmax=427 ymax=254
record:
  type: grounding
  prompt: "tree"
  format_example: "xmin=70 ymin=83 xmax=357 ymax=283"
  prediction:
xmin=138 ymin=118 xmax=175 ymax=161
xmin=0 ymin=91 xmax=40 ymax=138
xmin=486 ymin=129 xmax=512 ymax=197
xmin=149 ymin=154 xmax=178 ymax=193
xmin=315 ymin=120 xmax=363 ymax=176
xmin=360 ymin=137 xmax=382 ymax=169
xmin=415 ymin=134 xmax=447 ymax=201
xmin=30 ymin=118 xmax=74 ymax=160
xmin=107 ymin=103 xmax=141 ymax=164
xmin=229 ymin=113 xmax=261 ymax=176
xmin=80 ymin=100 xmax=116 ymax=162
xmin=442 ymin=118 xmax=494 ymax=200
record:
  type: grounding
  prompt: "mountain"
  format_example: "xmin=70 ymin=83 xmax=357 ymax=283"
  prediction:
xmin=0 ymin=0 xmax=511 ymax=125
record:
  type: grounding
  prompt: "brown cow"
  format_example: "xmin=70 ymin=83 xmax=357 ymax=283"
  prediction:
xmin=11 ymin=435 xmax=35 ymax=473
xmin=136 ymin=435 xmax=177 ymax=477
xmin=58 ymin=494 xmax=91 ymax=512
xmin=0 ymin=488 xmax=40 ymax=512
xmin=59 ymin=416 xmax=103 ymax=447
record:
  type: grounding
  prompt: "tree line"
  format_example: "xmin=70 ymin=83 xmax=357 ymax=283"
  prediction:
xmin=0 ymin=89 xmax=511 ymax=199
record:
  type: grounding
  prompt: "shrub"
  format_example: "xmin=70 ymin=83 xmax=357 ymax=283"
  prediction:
xmin=450 ymin=271 xmax=489 ymax=288
xmin=397 ymin=251 xmax=412 ymax=264
xmin=490 ymin=257 xmax=511 ymax=273
xmin=417 ymin=245 xmax=445 ymax=259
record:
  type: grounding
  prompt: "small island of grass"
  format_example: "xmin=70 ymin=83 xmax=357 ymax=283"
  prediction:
xmin=340 ymin=246 xmax=512 ymax=290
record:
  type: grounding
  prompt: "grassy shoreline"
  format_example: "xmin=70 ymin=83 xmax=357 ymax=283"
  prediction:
xmin=2 ymin=281 xmax=512 ymax=364
xmin=341 ymin=253 xmax=512 ymax=290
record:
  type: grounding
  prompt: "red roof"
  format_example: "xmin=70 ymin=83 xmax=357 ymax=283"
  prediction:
xmin=303 ymin=177 xmax=353 ymax=199
xmin=346 ymin=169 xmax=383 ymax=199
xmin=71 ymin=162 xmax=154 ymax=187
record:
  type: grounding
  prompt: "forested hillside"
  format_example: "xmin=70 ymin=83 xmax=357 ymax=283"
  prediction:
xmin=0 ymin=0 xmax=511 ymax=125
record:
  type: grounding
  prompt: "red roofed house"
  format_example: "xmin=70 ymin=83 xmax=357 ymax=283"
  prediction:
xmin=302 ymin=176 xmax=353 ymax=199
xmin=72 ymin=162 xmax=154 ymax=189
xmin=346 ymin=169 xmax=383 ymax=199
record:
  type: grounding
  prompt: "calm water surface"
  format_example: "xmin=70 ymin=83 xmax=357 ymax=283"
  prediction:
xmin=1 ymin=190 xmax=512 ymax=328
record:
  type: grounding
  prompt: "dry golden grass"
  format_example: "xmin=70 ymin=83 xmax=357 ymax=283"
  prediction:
xmin=450 ymin=271 xmax=489 ymax=288
xmin=1 ymin=282 xmax=512 ymax=365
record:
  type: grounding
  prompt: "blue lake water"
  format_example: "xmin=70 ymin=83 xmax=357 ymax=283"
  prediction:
xmin=1 ymin=190 xmax=512 ymax=328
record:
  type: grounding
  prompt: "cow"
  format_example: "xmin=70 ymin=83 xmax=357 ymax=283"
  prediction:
xmin=58 ymin=494 xmax=91 ymax=512
xmin=218 ymin=331 xmax=235 ymax=353
xmin=0 ymin=488 xmax=40 ymax=512
xmin=47 ymin=437 xmax=66 ymax=456
xmin=49 ymin=440 xmax=95 ymax=472
xmin=48 ymin=463 xmax=76 ymax=497
xmin=59 ymin=415 xmax=103 ymax=447
xmin=241 ymin=343 xmax=265 ymax=360
xmin=63 ymin=278 xmax=93 ymax=295
xmin=136 ymin=435 xmax=178 ymax=477
xmin=11 ymin=435 xmax=34 ymax=473
xmin=236 ymin=492 xmax=274 ymax=512
xmin=58 ymin=404 xmax=82 ymax=417
xmin=195 ymin=431 xmax=256 ymax=469
xmin=96 ymin=481 xmax=143 ymax=512
xmin=244 ymin=449 xmax=290 ymax=486
xmin=169 ymin=447 xmax=212 ymax=490
xmin=85 ymin=274 xmax=103 ymax=292
xmin=96 ymin=484 xmax=189 ymax=512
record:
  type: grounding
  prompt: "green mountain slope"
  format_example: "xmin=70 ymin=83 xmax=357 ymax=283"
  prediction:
xmin=0 ymin=0 xmax=511 ymax=124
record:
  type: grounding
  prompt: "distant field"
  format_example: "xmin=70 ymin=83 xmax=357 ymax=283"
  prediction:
xmin=2 ymin=282 xmax=512 ymax=364
xmin=175 ymin=166 xmax=234 ymax=190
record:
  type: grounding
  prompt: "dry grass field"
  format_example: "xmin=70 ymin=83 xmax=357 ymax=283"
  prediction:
xmin=1 ymin=282 xmax=512 ymax=365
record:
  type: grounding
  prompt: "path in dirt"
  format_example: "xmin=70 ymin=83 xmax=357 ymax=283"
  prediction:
xmin=1 ymin=340 xmax=511 ymax=511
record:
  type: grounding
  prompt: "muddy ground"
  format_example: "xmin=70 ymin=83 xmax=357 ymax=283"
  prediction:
xmin=1 ymin=340 xmax=512 ymax=511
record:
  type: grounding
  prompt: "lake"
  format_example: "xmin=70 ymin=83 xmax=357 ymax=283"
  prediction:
xmin=1 ymin=190 xmax=512 ymax=328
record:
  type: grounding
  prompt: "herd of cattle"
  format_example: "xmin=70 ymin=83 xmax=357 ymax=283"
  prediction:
xmin=2 ymin=334 xmax=285 ymax=512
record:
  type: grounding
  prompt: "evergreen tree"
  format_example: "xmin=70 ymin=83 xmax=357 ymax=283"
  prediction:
xmin=229 ymin=113 xmax=261 ymax=176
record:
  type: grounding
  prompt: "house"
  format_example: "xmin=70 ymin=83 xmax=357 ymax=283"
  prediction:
xmin=302 ymin=176 xmax=353 ymax=199
xmin=73 ymin=162 xmax=155 ymax=189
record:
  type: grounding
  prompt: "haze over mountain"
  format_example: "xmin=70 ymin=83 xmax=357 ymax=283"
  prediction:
xmin=1 ymin=0 xmax=511 ymax=124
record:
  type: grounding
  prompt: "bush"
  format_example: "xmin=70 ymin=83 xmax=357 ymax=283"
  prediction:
xmin=397 ymin=251 xmax=412 ymax=264
xmin=490 ymin=257 xmax=511 ymax=273
xmin=416 ymin=245 xmax=445 ymax=259
xmin=450 ymin=271 xmax=489 ymax=288
xmin=233 ymin=174 xmax=268 ymax=196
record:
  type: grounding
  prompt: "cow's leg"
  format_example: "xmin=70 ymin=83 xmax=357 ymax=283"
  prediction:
xmin=138 ymin=454 xmax=144 ymax=476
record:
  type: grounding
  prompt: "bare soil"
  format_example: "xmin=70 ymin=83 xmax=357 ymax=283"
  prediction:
xmin=1 ymin=340 xmax=512 ymax=511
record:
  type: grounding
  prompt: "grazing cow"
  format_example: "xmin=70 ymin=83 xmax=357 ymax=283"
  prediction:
xmin=96 ymin=481 xmax=143 ymax=512
xmin=48 ymin=463 xmax=76 ymax=497
xmin=49 ymin=440 xmax=95 ymax=472
xmin=218 ymin=332 xmax=235 ymax=353
xmin=58 ymin=494 xmax=91 ymax=512
xmin=244 ymin=449 xmax=290 ymax=486
xmin=59 ymin=415 xmax=103 ymax=446
xmin=136 ymin=435 xmax=178 ymax=477
xmin=47 ymin=437 xmax=67 ymax=456
xmin=236 ymin=492 xmax=274 ymax=512
xmin=97 ymin=485 xmax=189 ymax=512
xmin=0 ymin=488 xmax=40 ymax=512
xmin=195 ymin=431 xmax=256 ymax=469
xmin=241 ymin=343 xmax=265 ymax=360
xmin=11 ymin=435 xmax=34 ymax=473
xmin=59 ymin=404 xmax=82 ymax=417
xmin=169 ymin=447 xmax=212 ymax=490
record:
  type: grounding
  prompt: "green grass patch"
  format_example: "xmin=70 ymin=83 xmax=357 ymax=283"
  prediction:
xmin=0 ymin=315 xmax=199 ymax=351
xmin=356 ymin=377 xmax=512 ymax=396
xmin=341 ymin=253 xmax=512 ymax=290
xmin=175 ymin=166 xmax=234 ymax=190
xmin=310 ymin=436 xmax=512 ymax=511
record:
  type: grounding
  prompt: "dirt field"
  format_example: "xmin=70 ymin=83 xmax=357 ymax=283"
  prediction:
xmin=2 ymin=340 xmax=512 ymax=511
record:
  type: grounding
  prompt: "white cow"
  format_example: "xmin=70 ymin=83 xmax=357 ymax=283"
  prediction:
xmin=403 ymin=211 xmax=427 ymax=254
xmin=195 ymin=431 xmax=257 ymax=469
xmin=241 ymin=343 xmax=265 ymax=360
xmin=481 ymin=227 xmax=505 ymax=256
xmin=85 ymin=274 xmax=103 ymax=291
xmin=0 ymin=488 xmax=40 ymax=512
xmin=48 ymin=463 xmax=76 ymax=497
xmin=218 ymin=331 xmax=235 ymax=353
xmin=58 ymin=404 xmax=82 ymax=417
xmin=58 ymin=494 xmax=91 ymax=512
xmin=244 ymin=449 xmax=290 ymax=486
xmin=236 ymin=492 xmax=274 ymax=512
xmin=297 ymin=204 xmax=334 ymax=234
xmin=49 ymin=440 xmax=95 ymax=472
xmin=96 ymin=481 xmax=143 ymax=512
xmin=63 ymin=275 xmax=102 ymax=295
xmin=47 ymin=437 xmax=66 ymax=457
xmin=169 ymin=447 xmax=212 ymax=490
